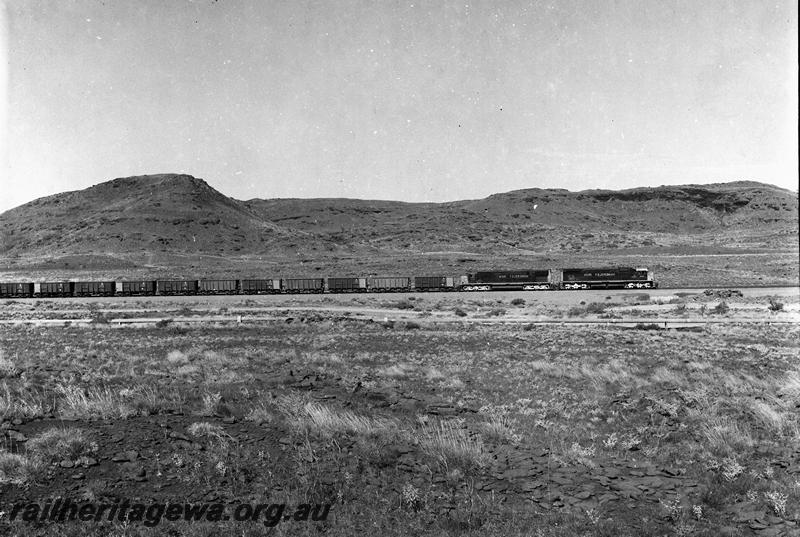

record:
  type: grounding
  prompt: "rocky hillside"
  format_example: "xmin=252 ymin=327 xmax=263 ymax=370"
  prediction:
xmin=0 ymin=174 xmax=333 ymax=259
xmin=245 ymin=181 xmax=797 ymax=254
xmin=0 ymin=175 xmax=796 ymax=266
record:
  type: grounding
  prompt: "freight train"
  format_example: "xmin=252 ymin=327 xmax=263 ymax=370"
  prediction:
xmin=0 ymin=267 xmax=656 ymax=298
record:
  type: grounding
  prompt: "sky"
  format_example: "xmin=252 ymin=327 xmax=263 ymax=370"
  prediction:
xmin=0 ymin=0 xmax=797 ymax=213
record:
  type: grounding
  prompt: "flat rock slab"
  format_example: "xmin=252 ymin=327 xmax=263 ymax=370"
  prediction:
xmin=111 ymin=450 xmax=138 ymax=462
xmin=548 ymin=474 xmax=574 ymax=486
xmin=501 ymin=467 xmax=543 ymax=480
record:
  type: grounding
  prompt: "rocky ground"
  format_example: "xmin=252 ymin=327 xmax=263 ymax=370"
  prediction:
xmin=0 ymin=287 xmax=797 ymax=324
xmin=0 ymin=292 xmax=798 ymax=536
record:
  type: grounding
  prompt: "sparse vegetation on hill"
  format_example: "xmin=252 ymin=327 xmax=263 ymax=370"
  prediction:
xmin=0 ymin=175 xmax=796 ymax=283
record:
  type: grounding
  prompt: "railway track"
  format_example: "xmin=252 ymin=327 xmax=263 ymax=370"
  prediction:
xmin=1 ymin=313 xmax=797 ymax=328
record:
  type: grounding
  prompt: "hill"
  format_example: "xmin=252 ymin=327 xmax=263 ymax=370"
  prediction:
xmin=0 ymin=174 xmax=797 ymax=285
xmin=244 ymin=180 xmax=797 ymax=253
xmin=0 ymin=174 xmax=338 ymax=259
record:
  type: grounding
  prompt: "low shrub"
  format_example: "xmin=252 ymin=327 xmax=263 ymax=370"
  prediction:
xmin=90 ymin=311 xmax=112 ymax=324
xmin=245 ymin=401 xmax=276 ymax=424
xmin=634 ymin=323 xmax=663 ymax=331
xmin=768 ymin=298 xmax=784 ymax=312
xmin=713 ymin=301 xmax=730 ymax=315
xmin=585 ymin=302 xmax=607 ymax=314
xmin=187 ymin=421 xmax=227 ymax=441
xmin=0 ymin=354 xmax=18 ymax=377
xmin=567 ymin=306 xmax=585 ymax=317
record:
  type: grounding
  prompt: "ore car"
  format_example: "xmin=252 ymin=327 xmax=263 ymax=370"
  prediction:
xmin=366 ymin=276 xmax=411 ymax=292
xmin=34 ymin=282 xmax=74 ymax=297
xmin=326 ymin=277 xmax=367 ymax=293
xmin=116 ymin=281 xmax=157 ymax=296
xmin=198 ymin=279 xmax=239 ymax=295
xmin=0 ymin=282 xmax=34 ymax=298
xmin=156 ymin=280 xmax=198 ymax=295
xmin=281 ymin=278 xmax=325 ymax=293
xmin=240 ymin=279 xmax=280 ymax=294
xmin=73 ymin=281 xmax=116 ymax=297
xmin=413 ymin=276 xmax=455 ymax=291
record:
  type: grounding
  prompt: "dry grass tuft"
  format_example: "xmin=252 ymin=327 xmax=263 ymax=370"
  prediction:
xmin=0 ymin=351 xmax=18 ymax=377
xmin=441 ymin=377 xmax=466 ymax=389
xmin=126 ymin=385 xmax=185 ymax=415
xmin=187 ymin=422 xmax=228 ymax=443
xmin=53 ymin=383 xmax=182 ymax=419
xmin=26 ymin=427 xmax=95 ymax=463
xmin=275 ymin=394 xmax=401 ymax=442
xmin=0 ymin=451 xmax=39 ymax=485
xmin=56 ymin=384 xmax=135 ymax=419
xmin=582 ymin=358 xmax=641 ymax=388
xmin=779 ymin=370 xmax=800 ymax=403
xmin=0 ymin=382 xmax=50 ymax=419
xmin=419 ymin=418 xmax=488 ymax=472
xmin=175 ymin=364 xmax=201 ymax=377
xmin=702 ymin=416 xmax=754 ymax=456
xmin=748 ymin=399 xmax=786 ymax=433
xmin=529 ymin=359 xmax=577 ymax=379
xmin=301 ymin=402 xmax=400 ymax=439
xmin=245 ymin=401 xmax=276 ymax=424
xmin=479 ymin=406 xmax=521 ymax=445
xmin=379 ymin=363 xmax=415 ymax=379
xmin=425 ymin=367 xmax=446 ymax=382
xmin=651 ymin=366 xmax=686 ymax=386
xmin=198 ymin=391 xmax=222 ymax=416
xmin=563 ymin=441 xmax=598 ymax=468
xmin=274 ymin=392 xmax=309 ymax=419
xmin=166 ymin=350 xmax=189 ymax=365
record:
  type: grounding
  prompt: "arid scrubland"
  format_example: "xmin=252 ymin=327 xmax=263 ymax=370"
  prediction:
xmin=0 ymin=297 xmax=798 ymax=536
